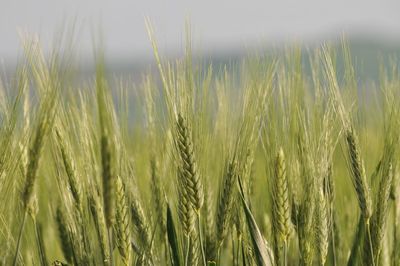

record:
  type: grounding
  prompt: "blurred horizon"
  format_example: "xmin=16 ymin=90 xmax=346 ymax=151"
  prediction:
xmin=1 ymin=0 xmax=400 ymax=76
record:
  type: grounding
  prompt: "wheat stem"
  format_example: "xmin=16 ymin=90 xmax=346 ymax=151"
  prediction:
xmin=107 ymin=227 xmax=114 ymax=266
xmin=197 ymin=213 xmax=207 ymax=266
xmin=12 ymin=211 xmax=27 ymax=266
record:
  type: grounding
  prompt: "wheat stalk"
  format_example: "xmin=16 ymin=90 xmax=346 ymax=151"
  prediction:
xmin=55 ymin=128 xmax=81 ymax=210
xmin=271 ymin=148 xmax=290 ymax=266
xmin=115 ymin=176 xmax=131 ymax=265
xmin=316 ymin=188 xmax=329 ymax=266
xmin=216 ymin=159 xmax=238 ymax=248
xmin=89 ymin=195 xmax=110 ymax=265
xmin=345 ymin=129 xmax=372 ymax=221
xmin=176 ymin=113 xmax=204 ymax=212
xmin=56 ymin=207 xmax=74 ymax=264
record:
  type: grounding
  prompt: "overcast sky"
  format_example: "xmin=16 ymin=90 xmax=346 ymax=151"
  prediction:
xmin=1 ymin=0 xmax=400 ymax=63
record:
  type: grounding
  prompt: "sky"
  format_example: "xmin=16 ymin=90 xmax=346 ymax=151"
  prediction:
xmin=1 ymin=0 xmax=400 ymax=63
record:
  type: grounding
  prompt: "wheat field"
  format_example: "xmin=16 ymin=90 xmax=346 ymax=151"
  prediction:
xmin=0 ymin=32 xmax=399 ymax=266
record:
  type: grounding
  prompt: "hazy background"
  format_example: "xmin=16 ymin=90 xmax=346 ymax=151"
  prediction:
xmin=1 ymin=0 xmax=400 ymax=76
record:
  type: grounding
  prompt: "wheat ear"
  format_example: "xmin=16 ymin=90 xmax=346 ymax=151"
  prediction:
xmin=115 ymin=176 xmax=131 ymax=265
xmin=176 ymin=113 xmax=204 ymax=212
xmin=271 ymin=148 xmax=290 ymax=266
